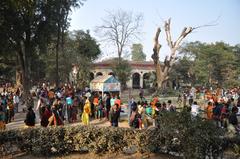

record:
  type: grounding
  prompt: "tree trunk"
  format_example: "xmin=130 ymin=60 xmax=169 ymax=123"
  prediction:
xmin=155 ymin=62 xmax=163 ymax=88
xmin=55 ymin=23 xmax=61 ymax=88
xmin=16 ymin=69 xmax=22 ymax=87
xmin=152 ymin=27 xmax=165 ymax=89
xmin=152 ymin=19 xmax=193 ymax=90
xmin=16 ymin=54 xmax=23 ymax=88
xmin=61 ymin=27 xmax=65 ymax=82
xmin=16 ymin=40 xmax=30 ymax=102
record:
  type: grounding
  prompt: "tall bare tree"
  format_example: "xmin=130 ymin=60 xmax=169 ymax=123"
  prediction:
xmin=96 ymin=9 xmax=143 ymax=63
xmin=152 ymin=18 xmax=193 ymax=89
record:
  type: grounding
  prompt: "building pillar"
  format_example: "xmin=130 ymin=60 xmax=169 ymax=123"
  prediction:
xmin=140 ymin=73 xmax=143 ymax=88
xmin=127 ymin=76 xmax=132 ymax=88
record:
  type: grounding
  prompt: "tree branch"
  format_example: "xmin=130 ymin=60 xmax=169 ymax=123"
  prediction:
xmin=164 ymin=18 xmax=173 ymax=49
xmin=152 ymin=28 xmax=161 ymax=64
xmin=95 ymin=10 xmax=142 ymax=60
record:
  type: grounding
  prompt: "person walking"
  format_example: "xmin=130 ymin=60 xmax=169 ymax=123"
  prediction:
xmin=191 ymin=101 xmax=200 ymax=117
xmin=105 ymin=94 xmax=111 ymax=120
xmin=130 ymin=104 xmax=141 ymax=129
xmin=206 ymin=101 xmax=214 ymax=120
xmin=110 ymin=103 xmax=120 ymax=127
xmin=24 ymin=106 xmax=36 ymax=127
xmin=66 ymin=95 xmax=73 ymax=123
xmin=13 ymin=91 xmax=20 ymax=113
xmin=82 ymin=96 xmax=91 ymax=125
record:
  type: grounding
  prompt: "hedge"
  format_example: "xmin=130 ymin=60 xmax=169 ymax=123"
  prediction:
xmin=0 ymin=126 xmax=141 ymax=156
xmin=1 ymin=111 xmax=240 ymax=159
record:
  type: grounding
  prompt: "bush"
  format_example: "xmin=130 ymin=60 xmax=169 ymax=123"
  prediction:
xmin=155 ymin=111 xmax=225 ymax=158
xmin=0 ymin=113 xmax=239 ymax=158
xmin=0 ymin=126 xmax=138 ymax=156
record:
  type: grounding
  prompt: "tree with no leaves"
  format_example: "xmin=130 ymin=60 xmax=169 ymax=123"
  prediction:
xmin=96 ymin=9 xmax=143 ymax=63
xmin=152 ymin=18 xmax=196 ymax=89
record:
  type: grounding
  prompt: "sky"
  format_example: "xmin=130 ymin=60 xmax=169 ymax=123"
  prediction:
xmin=69 ymin=0 xmax=240 ymax=61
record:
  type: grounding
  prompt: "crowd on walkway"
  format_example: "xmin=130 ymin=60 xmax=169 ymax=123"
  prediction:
xmin=0 ymin=83 xmax=240 ymax=135
xmin=187 ymin=87 xmax=240 ymax=134
xmin=0 ymin=83 xmax=124 ymax=129
xmin=30 ymin=83 xmax=120 ymax=127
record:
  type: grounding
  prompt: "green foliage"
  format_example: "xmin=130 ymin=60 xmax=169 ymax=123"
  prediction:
xmin=131 ymin=43 xmax=146 ymax=61
xmin=111 ymin=59 xmax=132 ymax=89
xmin=155 ymin=111 xmax=225 ymax=159
xmin=0 ymin=126 xmax=138 ymax=156
xmin=73 ymin=30 xmax=101 ymax=88
xmin=233 ymin=144 xmax=240 ymax=158
xmin=0 ymin=0 xmax=85 ymax=88
xmin=43 ymin=30 xmax=101 ymax=87
xmin=0 ymin=61 xmax=15 ymax=83
xmin=175 ymin=41 xmax=240 ymax=88
xmin=170 ymin=56 xmax=194 ymax=84
xmin=73 ymin=30 xmax=100 ymax=60
xmin=1 ymin=114 xmax=239 ymax=158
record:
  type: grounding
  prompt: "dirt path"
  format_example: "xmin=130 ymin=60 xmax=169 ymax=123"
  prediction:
xmin=5 ymin=102 xmax=130 ymax=130
xmin=15 ymin=152 xmax=179 ymax=159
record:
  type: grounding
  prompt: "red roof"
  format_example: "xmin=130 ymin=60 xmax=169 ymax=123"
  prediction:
xmin=93 ymin=60 xmax=155 ymax=70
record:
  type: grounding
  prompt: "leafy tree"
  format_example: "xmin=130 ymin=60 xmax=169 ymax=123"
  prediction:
xmin=170 ymin=56 xmax=195 ymax=85
xmin=70 ymin=30 xmax=101 ymax=88
xmin=0 ymin=0 xmax=84 ymax=95
xmin=54 ymin=0 xmax=86 ymax=87
xmin=178 ymin=41 xmax=240 ymax=88
xmin=233 ymin=44 xmax=240 ymax=78
xmin=43 ymin=30 xmax=101 ymax=89
xmin=0 ymin=44 xmax=16 ymax=83
xmin=95 ymin=9 xmax=143 ymax=63
xmin=131 ymin=43 xmax=146 ymax=61
xmin=111 ymin=59 xmax=132 ymax=89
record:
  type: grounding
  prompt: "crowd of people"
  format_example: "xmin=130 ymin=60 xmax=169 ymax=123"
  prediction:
xmin=0 ymin=83 xmax=20 ymax=130
xmin=128 ymin=87 xmax=240 ymax=133
xmin=32 ymin=83 xmax=121 ymax=127
xmin=0 ymin=82 xmax=124 ymax=129
xmin=0 ymin=83 xmax=240 ymax=135
xmin=188 ymin=87 xmax=240 ymax=133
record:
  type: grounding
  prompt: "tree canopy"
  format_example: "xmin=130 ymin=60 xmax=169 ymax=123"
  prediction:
xmin=39 ymin=30 xmax=100 ymax=88
xmin=131 ymin=43 xmax=146 ymax=61
xmin=171 ymin=41 xmax=240 ymax=88
xmin=111 ymin=58 xmax=132 ymax=89
xmin=0 ymin=0 xmax=85 ymax=92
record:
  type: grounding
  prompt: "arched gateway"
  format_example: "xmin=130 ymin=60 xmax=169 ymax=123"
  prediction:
xmin=132 ymin=73 xmax=140 ymax=89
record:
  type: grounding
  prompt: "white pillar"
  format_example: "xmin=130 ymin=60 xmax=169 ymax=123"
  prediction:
xmin=127 ymin=77 xmax=132 ymax=88
xmin=140 ymin=73 xmax=143 ymax=88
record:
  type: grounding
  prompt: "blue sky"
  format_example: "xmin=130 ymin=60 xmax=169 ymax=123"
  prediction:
xmin=70 ymin=0 xmax=240 ymax=61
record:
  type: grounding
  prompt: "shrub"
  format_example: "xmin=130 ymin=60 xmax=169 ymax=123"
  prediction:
xmin=0 ymin=113 xmax=239 ymax=158
xmin=155 ymin=111 xmax=225 ymax=158
xmin=0 ymin=126 xmax=138 ymax=156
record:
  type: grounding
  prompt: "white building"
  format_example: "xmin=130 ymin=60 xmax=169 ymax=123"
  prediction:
xmin=90 ymin=60 xmax=155 ymax=89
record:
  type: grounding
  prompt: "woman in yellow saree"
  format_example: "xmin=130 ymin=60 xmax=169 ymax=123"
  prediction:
xmin=82 ymin=96 xmax=91 ymax=125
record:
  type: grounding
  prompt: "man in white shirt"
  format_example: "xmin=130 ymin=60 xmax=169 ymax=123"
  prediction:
xmin=13 ymin=92 xmax=20 ymax=113
xmin=191 ymin=101 xmax=200 ymax=117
